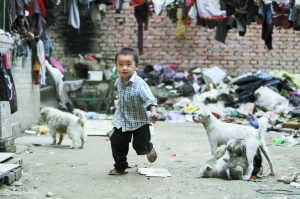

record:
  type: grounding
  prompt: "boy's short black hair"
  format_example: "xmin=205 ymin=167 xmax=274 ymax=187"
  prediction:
xmin=115 ymin=47 xmax=139 ymax=64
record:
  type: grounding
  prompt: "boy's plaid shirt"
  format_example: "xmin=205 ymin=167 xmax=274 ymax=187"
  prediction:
xmin=112 ymin=72 xmax=157 ymax=132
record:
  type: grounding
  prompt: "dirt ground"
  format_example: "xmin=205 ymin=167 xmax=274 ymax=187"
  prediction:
xmin=1 ymin=121 xmax=300 ymax=199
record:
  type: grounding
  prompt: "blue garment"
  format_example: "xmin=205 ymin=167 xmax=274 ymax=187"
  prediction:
xmin=258 ymin=2 xmax=273 ymax=50
xmin=41 ymin=31 xmax=52 ymax=59
xmin=112 ymin=71 xmax=157 ymax=132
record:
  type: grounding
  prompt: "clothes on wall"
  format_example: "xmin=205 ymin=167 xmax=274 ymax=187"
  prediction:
xmin=6 ymin=0 xmax=300 ymax=59
xmin=6 ymin=0 xmax=66 ymax=88
xmin=134 ymin=2 xmax=150 ymax=55
xmin=0 ymin=52 xmax=18 ymax=114
xmin=68 ymin=0 xmax=80 ymax=29
xmin=41 ymin=31 xmax=52 ymax=59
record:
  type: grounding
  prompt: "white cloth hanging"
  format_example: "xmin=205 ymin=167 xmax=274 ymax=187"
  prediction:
xmin=68 ymin=0 xmax=80 ymax=29
xmin=153 ymin=0 xmax=165 ymax=15
xmin=196 ymin=0 xmax=226 ymax=20
xmin=45 ymin=60 xmax=64 ymax=98
xmin=188 ymin=3 xmax=197 ymax=19
xmin=36 ymin=40 xmax=46 ymax=86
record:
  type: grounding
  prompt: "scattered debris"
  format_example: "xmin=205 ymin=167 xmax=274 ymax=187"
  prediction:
xmin=46 ymin=192 xmax=53 ymax=197
xmin=277 ymin=172 xmax=299 ymax=184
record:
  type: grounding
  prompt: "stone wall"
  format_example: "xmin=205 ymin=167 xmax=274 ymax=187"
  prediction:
xmin=0 ymin=35 xmax=40 ymax=129
xmin=47 ymin=1 xmax=300 ymax=74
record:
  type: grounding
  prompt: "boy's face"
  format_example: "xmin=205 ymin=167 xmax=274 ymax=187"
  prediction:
xmin=116 ymin=54 xmax=139 ymax=82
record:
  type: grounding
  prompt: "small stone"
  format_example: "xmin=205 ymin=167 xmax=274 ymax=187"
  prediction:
xmin=46 ymin=192 xmax=53 ymax=197
xmin=14 ymin=181 xmax=23 ymax=186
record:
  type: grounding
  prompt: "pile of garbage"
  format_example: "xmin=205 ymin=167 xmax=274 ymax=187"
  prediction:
xmin=138 ymin=65 xmax=300 ymax=132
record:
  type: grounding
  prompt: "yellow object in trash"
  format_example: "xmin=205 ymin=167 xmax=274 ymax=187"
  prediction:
xmin=183 ymin=105 xmax=198 ymax=114
xmin=31 ymin=125 xmax=49 ymax=134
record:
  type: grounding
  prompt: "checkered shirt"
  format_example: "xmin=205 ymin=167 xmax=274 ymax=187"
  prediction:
xmin=112 ymin=71 xmax=157 ymax=132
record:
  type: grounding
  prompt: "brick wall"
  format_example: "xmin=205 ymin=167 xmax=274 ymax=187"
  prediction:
xmin=48 ymin=1 xmax=300 ymax=74
xmin=0 ymin=35 xmax=40 ymax=129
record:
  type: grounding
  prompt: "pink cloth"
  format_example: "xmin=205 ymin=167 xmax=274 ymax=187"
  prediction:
xmin=289 ymin=91 xmax=300 ymax=98
xmin=49 ymin=57 xmax=65 ymax=74
xmin=2 ymin=53 xmax=10 ymax=69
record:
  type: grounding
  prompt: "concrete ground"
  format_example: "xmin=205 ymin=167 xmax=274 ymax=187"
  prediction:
xmin=0 ymin=121 xmax=300 ymax=199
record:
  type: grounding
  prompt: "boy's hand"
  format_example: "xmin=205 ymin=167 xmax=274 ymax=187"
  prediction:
xmin=149 ymin=112 xmax=158 ymax=124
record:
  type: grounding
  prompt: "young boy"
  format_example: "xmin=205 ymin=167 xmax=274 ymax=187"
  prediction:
xmin=108 ymin=47 xmax=158 ymax=175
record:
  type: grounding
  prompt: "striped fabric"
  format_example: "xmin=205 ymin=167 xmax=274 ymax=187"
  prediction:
xmin=112 ymin=71 xmax=157 ymax=132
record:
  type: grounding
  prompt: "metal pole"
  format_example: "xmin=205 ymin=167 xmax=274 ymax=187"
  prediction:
xmin=3 ymin=0 xmax=6 ymax=30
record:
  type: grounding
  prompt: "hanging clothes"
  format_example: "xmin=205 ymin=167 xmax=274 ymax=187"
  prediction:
xmin=59 ymin=80 xmax=84 ymax=112
xmin=222 ymin=0 xmax=248 ymax=15
xmin=152 ymin=0 xmax=164 ymax=15
xmin=7 ymin=0 xmax=17 ymax=31
xmin=43 ymin=0 xmax=56 ymax=26
xmin=196 ymin=0 xmax=226 ymax=20
xmin=0 ymin=53 xmax=18 ymax=114
xmin=175 ymin=8 xmax=186 ymax=38
xmin=68 ymin=0 xmax=80 ymax=29
xmin=45 ymin=60 xmax=64 ymax=98
xmin=41 ymin=31 xmax=53 ymax=59
xmin=90 ymin=2 xmax=107 ymax=26
xmin=7 ymin=0 xmax=25 ymax=31
xmin=246 ymin=0 xmax=258 ymax=25
xmin=290 ymin=0 xmax=300 ymax=30
xmin=36 ymin=40 xmax=46 ymax=86
xmin=27 ymin=0 xmax=46 ymax=19
xmin=115 ymin=0 xmax=124 ymax=13
xmin=166 ymin=0 xmax=182 ymax=23
xmin=258 ymin=2 xmax=273 ymax=50
xmin=134 ymin=2 xmax=150 ymax=55
xmin=194 ymin=0 xmax=216 ymax=29
xmin=94 ymin=0 xmax=114 ymax=5
xmin=27 ymin=0 xmax=46 ymax=37
xmin=182 ymin=0 xmax=195 ymax=24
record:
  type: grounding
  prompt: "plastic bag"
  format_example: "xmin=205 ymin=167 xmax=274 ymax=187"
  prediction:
xmin=254 ymin=86 xmax=289 ymax=114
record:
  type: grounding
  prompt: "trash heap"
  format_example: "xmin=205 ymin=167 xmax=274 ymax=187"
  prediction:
xmin=138 ymin=64 xmax=300 ymax=132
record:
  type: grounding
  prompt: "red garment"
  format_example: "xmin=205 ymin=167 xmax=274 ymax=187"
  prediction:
xmin=2 ymin=53 xmax=10 ymax=69
xmin=186 ymin=0 xmax=194 ymax=7
xmin=272 ymin=1 xmax=291 ymax=29
xmin=185 ymin=0 xmax=195 ymax=25
xmin=27 ymin=0 xmax=46 ymax=19
xmin=129 ymin=0 xmax=144 ymax=7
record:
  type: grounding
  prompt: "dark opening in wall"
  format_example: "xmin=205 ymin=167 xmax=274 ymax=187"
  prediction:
xmin=74 ymin=63 xmax=89 ymax=79
xmin=60 ymin=14 xmax=99 ymax=55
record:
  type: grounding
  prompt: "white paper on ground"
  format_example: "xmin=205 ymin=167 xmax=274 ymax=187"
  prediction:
xmin=138 ymin=168 xmax=171 ymax=177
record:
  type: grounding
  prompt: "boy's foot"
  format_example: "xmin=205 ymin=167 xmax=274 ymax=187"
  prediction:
xmin=108 ymin=168 xmax=128 ymax=175
xmin=146 ymin=148 xmax=157 ymax=163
